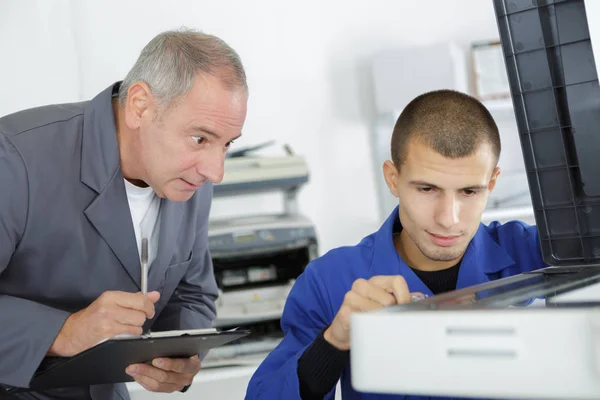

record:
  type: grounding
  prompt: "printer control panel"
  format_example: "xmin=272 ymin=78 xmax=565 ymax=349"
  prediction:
xmin=208 ymin=226 xmax=316 ymax=255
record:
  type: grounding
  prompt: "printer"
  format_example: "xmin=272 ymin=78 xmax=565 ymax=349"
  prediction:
xmin=351 ymin=1 xmax=600 ymax=399
xmin=212 ymin=153 xmax=310 ymax=202
xmin=203 ymin=150 xmax=318 ymax=367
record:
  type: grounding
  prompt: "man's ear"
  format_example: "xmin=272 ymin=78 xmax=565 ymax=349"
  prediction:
xmin=383 ymin=160 xmax=400 ymax=198
xmin=488 ymin=167 xmax=501 ymax=192
xmin=124 ymin=82 xmax=152 ymax=130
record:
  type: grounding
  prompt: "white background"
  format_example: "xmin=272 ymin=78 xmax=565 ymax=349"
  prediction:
xmin=0 ymin=0 xmax=506 ymax=256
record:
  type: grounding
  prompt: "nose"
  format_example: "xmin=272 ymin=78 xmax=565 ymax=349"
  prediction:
xmin=197 ymin=149 xmax=225 ymax=184
xmin=435 ymin=193 xmax=460 ymax=230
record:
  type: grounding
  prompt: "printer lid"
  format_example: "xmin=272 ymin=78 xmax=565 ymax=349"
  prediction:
xmin=495 ymin=0 xmax=600 ymax=267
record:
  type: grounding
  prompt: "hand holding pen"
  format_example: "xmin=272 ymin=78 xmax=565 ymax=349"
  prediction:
xmin=47 ymin=237 xmax=158 ymax=357
xmin=47 ymin=290 xmax=160 ymax=357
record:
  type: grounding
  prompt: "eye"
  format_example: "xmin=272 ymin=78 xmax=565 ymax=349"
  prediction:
xmin=192 ymin=136 xmax=206 ymax=146
xmin=225 ymin=139 xmax=236 ymax=149
xmin=462 ymin=189 xmax=478 ymax=197
xmin=418 ymin=187 xmax=434 ymax=193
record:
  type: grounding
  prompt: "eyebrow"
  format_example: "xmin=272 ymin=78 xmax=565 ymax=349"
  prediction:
xmin=190 ymin=126 xmax=242 ymax=142
xmin=409 ymin=180 xmax=488 ymax=190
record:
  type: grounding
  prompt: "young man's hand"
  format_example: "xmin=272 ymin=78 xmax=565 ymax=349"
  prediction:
xmin=324 ymin=276 xmax=413 ymax=351
xmin=126 ymin=355 xmax=201 ymax=393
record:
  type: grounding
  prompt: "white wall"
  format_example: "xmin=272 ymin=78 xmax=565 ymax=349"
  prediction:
xmin=0 ymin=0 xmax=503 ymax=254
xmin=0 ymin=0 xmax=80 ymax=117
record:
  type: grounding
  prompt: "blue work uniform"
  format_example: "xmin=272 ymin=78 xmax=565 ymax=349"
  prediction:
xmin=245 ymin=206 xmax=546 ymax=400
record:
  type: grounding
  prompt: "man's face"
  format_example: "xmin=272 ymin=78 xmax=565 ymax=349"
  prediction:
xmin=384 ymin=140 xmax=500 ymax=266
xmin=133 ymin=74 xmax=247 ymax=202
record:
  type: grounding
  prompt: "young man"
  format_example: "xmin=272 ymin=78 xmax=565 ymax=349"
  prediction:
xmin=0 ymin=29 xmax=247 ymax=399
xmin=245 ymin=90 xmax=546 ymax=400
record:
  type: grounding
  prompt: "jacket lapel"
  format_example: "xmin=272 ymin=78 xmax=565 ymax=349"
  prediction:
xmin=148 ymin=198 xmax=184 ymax=290
xmin=80 ymin=82 xmax=141 ymax=289
xmin=84 ymin=173 xmax=140 ymax=289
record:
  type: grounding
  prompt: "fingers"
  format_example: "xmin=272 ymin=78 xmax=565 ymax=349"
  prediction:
xmin=351 ymin=279 xmax=396 ymax=307
xmin=126 ymin=363 xmax=193 ymax=388
xmin=109 ymin=291 xmax=159 ymax=318
xmin=113 ymin=308 xmax=147 ymax=328
xmin=344 ymin=291 xmax=386 ymax=312
xmin=113 ymin=324 xmax=144 ymax=337
xmin=88 ymin=291 xmax=160 ymax=340
xmin=389 ymin=276 xmax=411 ymax=304
xmin=146 ymin=291 xmax=161 ymax=303
xmin=368 ymin=276 xmax=411 ymax=304
xmin=133 ymin=374 xmax=184 ymax=393
xmin=346 ymin=276 xmax=413 ymax=313
xmin=152 ymin=356 xmax=201 ymax=374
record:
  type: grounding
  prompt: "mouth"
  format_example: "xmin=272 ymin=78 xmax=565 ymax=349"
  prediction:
xmin=180 ymin=178 xmax=203 ymax=190
xmin=427 ymin=232 xmax=462 ymax=247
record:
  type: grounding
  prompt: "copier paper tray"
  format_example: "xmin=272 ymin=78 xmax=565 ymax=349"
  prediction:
xmin=351 ymin=266 xmax=600 ymax=399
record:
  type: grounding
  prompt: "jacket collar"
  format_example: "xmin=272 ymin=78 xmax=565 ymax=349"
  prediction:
xmin=369 ymin=206 xmax=516 ymax=296
xmin=79 ymin=82 xmax=145 ymax=289
xmin=80 ymin=82 xmax=122 ymax=193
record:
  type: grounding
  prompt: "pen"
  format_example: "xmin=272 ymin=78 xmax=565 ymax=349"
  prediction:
xmin=141 ymin=238 xmax=148 ymax=295
xmin=141 ymin=238 xmax=152 ymax=338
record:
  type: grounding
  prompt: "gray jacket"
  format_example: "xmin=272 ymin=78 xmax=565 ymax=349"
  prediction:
xmin=0 ymin=83 xmax=219 ymax=399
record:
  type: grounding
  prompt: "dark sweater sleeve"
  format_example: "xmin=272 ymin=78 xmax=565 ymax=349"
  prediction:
xmin=297 ymin=327 xmax=350 ymax=399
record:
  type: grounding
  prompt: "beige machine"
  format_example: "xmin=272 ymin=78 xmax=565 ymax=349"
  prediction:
xmin=203 ymin=153 xmax=318 ymax=367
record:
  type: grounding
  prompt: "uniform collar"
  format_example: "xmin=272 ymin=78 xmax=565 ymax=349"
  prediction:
xmin=370 ymin=206 xmax=516 ymax=296
xmin=80 ymin=81 xmax=122 ymax=193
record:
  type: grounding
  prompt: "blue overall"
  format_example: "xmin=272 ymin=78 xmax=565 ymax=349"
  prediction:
xmin=246 ymin=207 xmax=546 ymax=399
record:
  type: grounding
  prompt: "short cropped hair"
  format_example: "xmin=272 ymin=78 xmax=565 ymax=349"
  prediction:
xmin=118 ymin=27 xmax=247 ymax=111
xmin=391 ymin=89 xmax=501 ymax=167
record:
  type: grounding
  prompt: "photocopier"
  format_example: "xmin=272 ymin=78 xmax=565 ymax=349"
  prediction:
xmin=351 ymin=1 xmax=600 ymax=399
xmin=202 ymin=150 xmax=319 ymax=367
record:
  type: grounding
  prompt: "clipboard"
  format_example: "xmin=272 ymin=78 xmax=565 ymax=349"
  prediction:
xmin=26 ymin=328 xmax=250 ymax=391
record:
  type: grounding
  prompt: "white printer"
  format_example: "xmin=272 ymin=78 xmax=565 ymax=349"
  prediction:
xmin=203 ymin=148 xmax=318 ymax=367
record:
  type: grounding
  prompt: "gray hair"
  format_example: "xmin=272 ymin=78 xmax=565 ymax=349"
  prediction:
xmin=118 ymin=28 xmax=247 ymax=110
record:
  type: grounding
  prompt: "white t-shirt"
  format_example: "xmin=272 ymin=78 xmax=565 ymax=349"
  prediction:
xmin=124 ymin=179 xmax=161 ymax=269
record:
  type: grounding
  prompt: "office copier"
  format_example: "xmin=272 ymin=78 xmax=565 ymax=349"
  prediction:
xmin=202 ymin=150 xmax=319 ymax=367
xmin=351 ymin=1 xmax=600 ymax=399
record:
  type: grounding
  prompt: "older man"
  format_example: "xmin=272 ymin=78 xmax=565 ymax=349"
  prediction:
xmin=0 ymin=28 xmax=248 ymax=399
